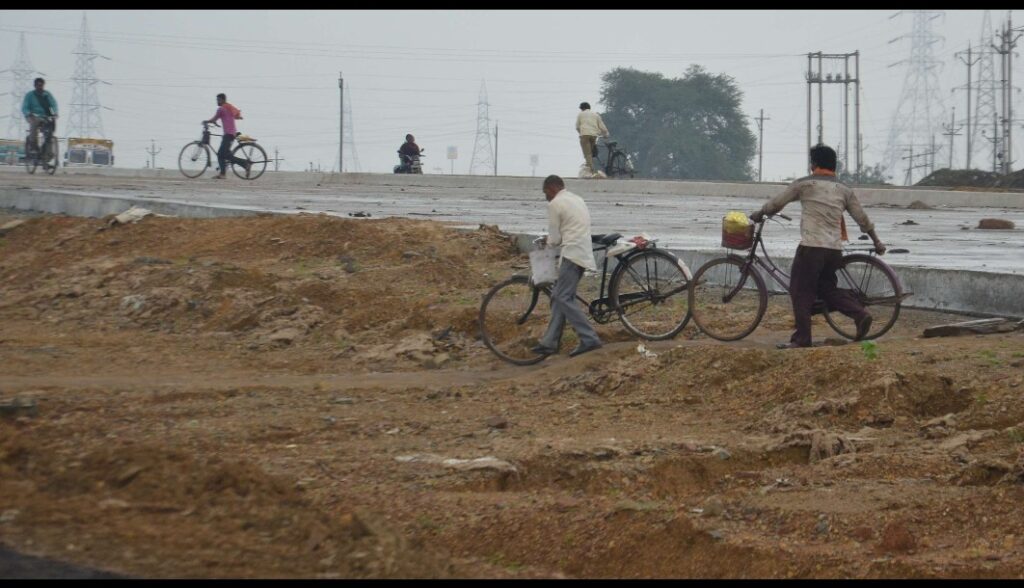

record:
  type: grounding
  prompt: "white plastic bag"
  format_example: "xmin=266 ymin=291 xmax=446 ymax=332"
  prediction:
xmin=529 ymin=247 xmax=560 ymax=287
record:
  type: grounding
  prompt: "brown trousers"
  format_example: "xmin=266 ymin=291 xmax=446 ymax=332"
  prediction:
xmin=579 ymin=135 xmax=598 ymax=173
xmin=788 ymin=245 xmax=868 ymax=347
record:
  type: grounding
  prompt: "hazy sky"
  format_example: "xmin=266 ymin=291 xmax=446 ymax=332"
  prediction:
xmin=0 ymin=10 xmax=1016 ymax=183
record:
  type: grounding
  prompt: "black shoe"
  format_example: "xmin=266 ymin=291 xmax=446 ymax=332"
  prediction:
xmin=530 ymin=344 xmax=557 ymax=356
xmin=854 ymin=314 xmax=873 ymax=341
xmin=569 ymin=342 xmax=603 ymax=358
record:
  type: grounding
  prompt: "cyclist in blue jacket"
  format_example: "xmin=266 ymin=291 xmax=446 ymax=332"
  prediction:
xmin=22 ymin=77 xmax=58 ymax=155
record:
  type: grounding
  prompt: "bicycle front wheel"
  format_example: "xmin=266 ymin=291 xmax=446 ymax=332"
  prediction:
xmin=44 ymin=138 xmax=58 ymax=175
xmin=479 ymin=276 xmax=552 ymax=366
xmin=823 ymin=254 xmax=903 ymax=340
xmin=232 ymin=142 xmax=268 ymax=180
xmin=688 ymin=256 xmax=768 ymax=341
xmin=610 ymin=248 xmax=691 ymax=340
xmin=178 ymin=141 xmax=210 ymax=178
xmin=23 ymin=138 xmax=37 ymax=174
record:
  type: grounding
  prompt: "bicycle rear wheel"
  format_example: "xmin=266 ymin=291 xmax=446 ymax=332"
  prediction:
xmin=610 ymin=248 xmax=691 ymax=340
xmin=608 ymin=152 xmax=629 ymax=178
xmin=231 ymin=142 xmax=268 ymax=180
xmin=823 ymin=254 xmax=902 ymax=340
xmin=479 ymin=276 xmax=552 ymax=366
xmin=178 ymin=141 xmax=210 ymax=178
xmin=23 ymin=138 xmax=37 ymax=174
xmin=688 ymin=256 xmax=768 ymax=341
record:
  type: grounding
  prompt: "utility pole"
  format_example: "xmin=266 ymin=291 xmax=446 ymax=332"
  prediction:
xmin=941 ymin=107 xmax=963 ymax=169
xmin=274 ymin=146 xmax=284 ymax=172
xmin=991 ymin=12 xmax=1022 ymax=174
xmin=806 ymin=51 xmax=861 ymax=178
xmin=493 ymin=121 xmax=498 ymax=176
xmin=344 ymin=72 xmax=348 ymax=174
xmin=144 ymin=139 xmax=161 ymax=169
xmin=755 ymin=109 xmax=770 ymax=182
xmin=954 ymin=44 xmax=980 ymax=169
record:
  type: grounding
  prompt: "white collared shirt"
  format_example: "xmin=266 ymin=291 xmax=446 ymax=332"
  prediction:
xmin=547 ymin=189 xmax=597 ymax=271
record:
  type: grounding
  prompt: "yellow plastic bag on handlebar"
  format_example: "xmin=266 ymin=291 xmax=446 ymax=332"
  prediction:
xmin=723 ymin=211 xmax=751 ymax=233
xmin=722 ymin=211 xmax=754 ymax=250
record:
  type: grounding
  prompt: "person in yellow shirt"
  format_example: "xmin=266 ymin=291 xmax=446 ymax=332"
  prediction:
xmin=575 ymin=102 xmax=609 ymax=176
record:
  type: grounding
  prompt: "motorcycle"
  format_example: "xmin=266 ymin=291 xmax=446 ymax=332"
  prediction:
xmin=393 ymin=149 xmax=424 ymax=174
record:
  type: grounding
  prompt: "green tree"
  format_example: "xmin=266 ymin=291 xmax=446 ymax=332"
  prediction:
xmin=599 ymin=65 xmax=756 ymax=180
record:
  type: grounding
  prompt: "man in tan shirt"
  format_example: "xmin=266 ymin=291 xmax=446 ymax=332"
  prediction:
xmin=576 ymin=102 xmax=609 ymax=175
xmin=751 ymin=144 xmax=886 ymax=348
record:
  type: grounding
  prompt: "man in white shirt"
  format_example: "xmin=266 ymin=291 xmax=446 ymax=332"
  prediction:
xmin=532 ymin=175 xmax=604 ymax=358
xmin=576 ymin=102 xmax=609 ymax=176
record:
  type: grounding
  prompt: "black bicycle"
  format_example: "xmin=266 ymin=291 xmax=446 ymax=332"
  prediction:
xmin=479 ymin=233 xmax=692 ymax=365
xmin=593 ymin=138 xmax=635 ymax=178
xmin=24 ymin=116 xmax=58 ymax=175
xmin=178 ymin=122 xmax=268 ymax=180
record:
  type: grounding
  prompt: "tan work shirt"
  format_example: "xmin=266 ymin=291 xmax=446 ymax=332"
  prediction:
xmin=547 ymin=189 xmax=597 ymax=271
xmin=759 ymin=174 xmax=874 ymax=250
xmin=575 ymin=110 xmax=609 ymax=138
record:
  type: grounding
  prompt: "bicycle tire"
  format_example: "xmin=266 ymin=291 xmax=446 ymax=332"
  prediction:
xmin=479 ymin=276 xmax=552 ymax=366
xmin=610 ymin=248 xmax=691 ymax=340
xmin=178 ymin=141 xmax=210 ymax=178
xmin=823 ymin=254 xmax=903 ymax=340
xmin=44 ymin=137 xmax=58 ymax=175
xmin=23 ymin=137 xmax=37 ymax=174
xmin=688 ymin=256 xmax=768 ymax=341
xmin=231 ymin=142 xmax=268 ymax=180
xmin=608 ymin=152 xmax=629 ymax=178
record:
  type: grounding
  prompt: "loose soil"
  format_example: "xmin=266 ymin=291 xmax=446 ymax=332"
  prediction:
xmin=1 ymin=211 xmax=1023 ymax=578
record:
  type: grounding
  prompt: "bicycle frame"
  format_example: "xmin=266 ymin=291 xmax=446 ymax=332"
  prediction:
xmin=722 ymin=217 xmax=905 ymax=309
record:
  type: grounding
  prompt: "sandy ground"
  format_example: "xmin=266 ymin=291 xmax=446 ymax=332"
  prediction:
xmin=1 ymin=210 xmax=1023 ymax=578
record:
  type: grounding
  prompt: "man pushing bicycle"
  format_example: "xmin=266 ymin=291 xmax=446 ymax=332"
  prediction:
xmin=750 ymin=144 xmax=886 ymax=349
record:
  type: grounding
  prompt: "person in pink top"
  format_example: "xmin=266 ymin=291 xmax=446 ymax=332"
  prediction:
xmin=203 ymin=93 xmax=251 ymax=179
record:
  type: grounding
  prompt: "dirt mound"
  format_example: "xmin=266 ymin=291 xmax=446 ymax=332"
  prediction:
xmin=0 ymin=214 xmax=521 ymax=364
xmin=915 ymin=169 xmax=1001 ymax=188
xmin=0 ymin=427 xmax=450 ymax=578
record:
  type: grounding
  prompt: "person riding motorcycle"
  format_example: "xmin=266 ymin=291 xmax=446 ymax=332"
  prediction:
xmin=396 ymin=134 xmax=422 ymax=173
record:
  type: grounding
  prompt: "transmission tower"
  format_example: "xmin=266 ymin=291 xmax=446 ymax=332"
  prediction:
xmin=342 ymin=83 xmax=360 ymax=172
xmin=882 ymin=10 xmax=947 ymax=185
xmin=3 ymin=33 xmax=40 ymax=140
xmin=468 ymin=80 xmax=494 ymax=175
xmin=67 ymin=13 xmax=109 ymax=139
xmin=973 ymin=10 xmax=1000 ymax=172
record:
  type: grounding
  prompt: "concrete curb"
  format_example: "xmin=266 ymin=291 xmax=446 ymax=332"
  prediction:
xmin=3 ymin=165 xmax=1023 ymax=209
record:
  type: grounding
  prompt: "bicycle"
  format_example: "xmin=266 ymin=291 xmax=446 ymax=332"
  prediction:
xmin=687 ymin=213 xmax=910 ymax=342
xmin=24 ymin=116 xmax=58 ymax=175
xmin=479 ymin=233 xmax=692 ymax=365
xmin=592 ymin=138 xmax=635 ymax=178
xmin=177 ymin=121 xmax=268 ymax=180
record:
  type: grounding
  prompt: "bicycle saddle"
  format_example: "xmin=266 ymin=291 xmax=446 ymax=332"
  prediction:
xmin=592 ymin=233 xmax=622 ymax=246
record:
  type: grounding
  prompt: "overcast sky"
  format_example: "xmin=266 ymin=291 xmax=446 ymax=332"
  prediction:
xmin=0 ymin=9 xmax=1016 ymax=183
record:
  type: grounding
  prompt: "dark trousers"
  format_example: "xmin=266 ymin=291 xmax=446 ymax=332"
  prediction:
xmin=217 ymin=135 xmax=247 ymax=174
xmin=788 ymin=245 xmax=868 ymax=347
